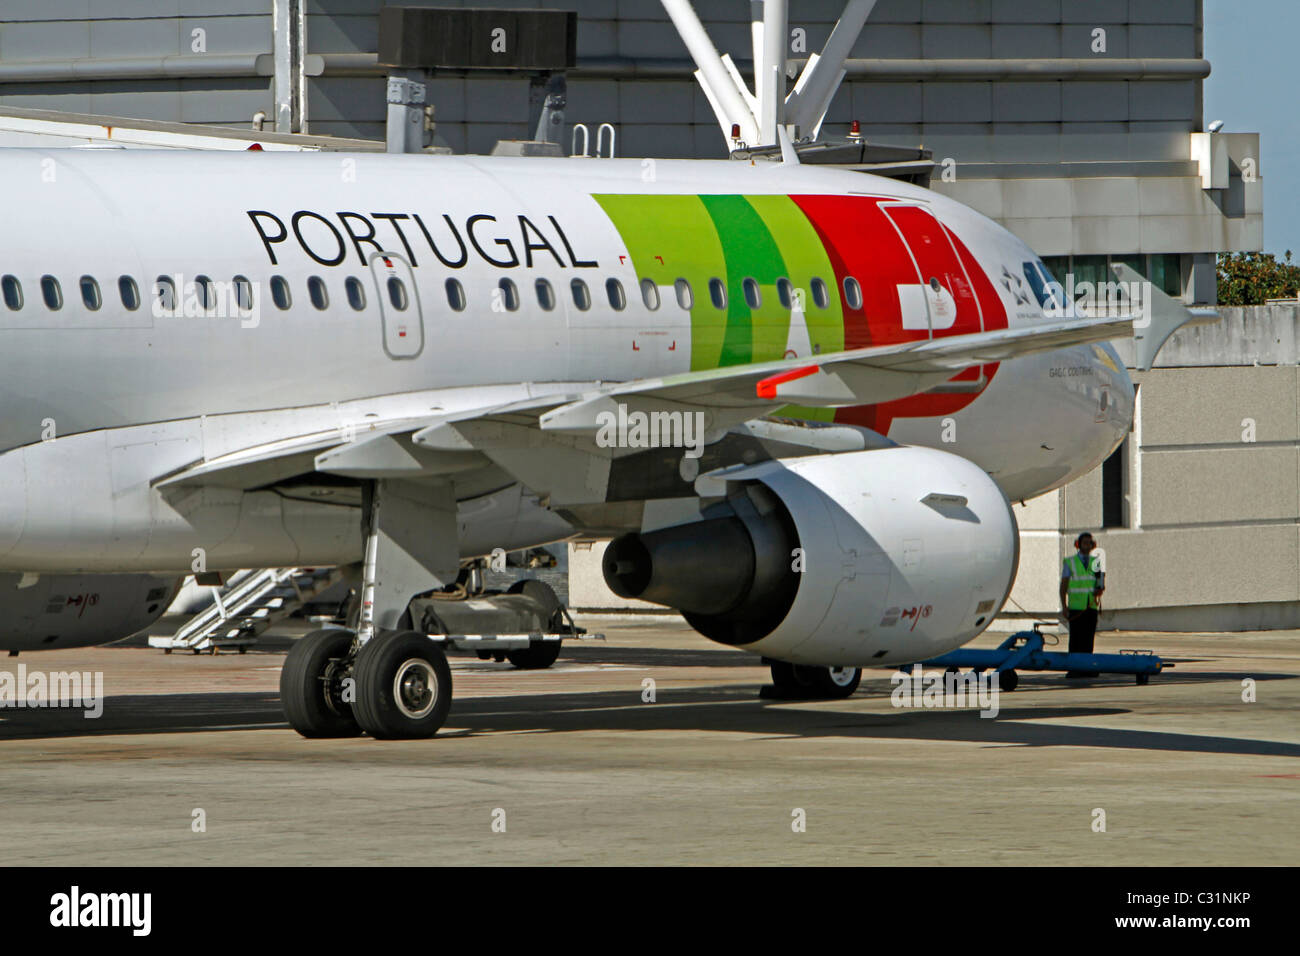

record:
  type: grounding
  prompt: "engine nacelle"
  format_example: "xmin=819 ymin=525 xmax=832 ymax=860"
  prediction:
xmin=0 ymin=573 xmax=181 ymax=652
xmin=604 ymin=447 xmax=1018 ymax=666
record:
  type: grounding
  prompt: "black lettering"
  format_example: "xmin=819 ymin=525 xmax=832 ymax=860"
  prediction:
xmin=518 ymin=214 xmax=566 ymax=268
xmin=248 ymin=210 xmax=287 ymax=266
xmin=412 ymin=213 xmax=468 ymax=269
xmin=291 ymin=211 xmax=346 ymax=267
xmin=336 ymin=212 xmax=385 ymax=266
xmin=549 ymin=215 xmax=598 ymax=268
xmin=371 ymin=213 xmax=419 ymax=267
xmin=466 ymin=214 xmax=520 ymax=268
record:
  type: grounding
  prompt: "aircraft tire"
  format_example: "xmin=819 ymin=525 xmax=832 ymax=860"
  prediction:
xmin=353 ymin=630 xmax=452 ymax=739
xmin=506 ymin=641 xmax=562 ymax=670
xmin=794 ymin=665 xmax=862 ymax=698
xmin=281 ymin=628 xmax=362 ymax=738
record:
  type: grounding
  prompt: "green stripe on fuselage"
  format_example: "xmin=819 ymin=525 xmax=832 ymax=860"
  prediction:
xmin=591 ymin=193 xmax=843 ymax=372
xmin=698 ymin=195 xmax=787 ymax=366
xmin=591 ymin=194 xmax=727 ymax=369
xmin=743 ymin=195 xmax=845 ymax=357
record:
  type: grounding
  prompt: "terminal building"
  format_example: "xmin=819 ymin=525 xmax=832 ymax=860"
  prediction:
xmin=0 ymin=0 xmax=1286 ymax=630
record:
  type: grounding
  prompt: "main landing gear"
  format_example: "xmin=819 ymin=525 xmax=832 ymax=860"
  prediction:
xmin=763 ymin=660 xmax=862 ymax=699
xmin=279 ymin=478 xmax=574 ymax=740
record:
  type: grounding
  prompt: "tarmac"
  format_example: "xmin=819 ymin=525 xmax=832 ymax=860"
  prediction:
xmin=0 ymin=615 xmax=1297 ymax=865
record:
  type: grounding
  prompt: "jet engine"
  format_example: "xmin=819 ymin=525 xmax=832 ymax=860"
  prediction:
xmin=0 ymin=573 xmax=182 ymax=652
xmin=603 ymin=447 xmax=1018 ymax=666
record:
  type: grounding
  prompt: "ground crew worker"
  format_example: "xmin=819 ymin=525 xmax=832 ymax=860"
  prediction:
xmin=1060 ymin=532 xmax=1104 ymax=678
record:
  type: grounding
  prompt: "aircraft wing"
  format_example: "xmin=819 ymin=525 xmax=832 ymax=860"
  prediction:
xmin=157 ymin=315 xmax=1132 ymax=502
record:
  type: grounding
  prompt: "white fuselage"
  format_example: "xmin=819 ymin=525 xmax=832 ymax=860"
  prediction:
xmin=0 ymin=150 xmax=1132 ymax=573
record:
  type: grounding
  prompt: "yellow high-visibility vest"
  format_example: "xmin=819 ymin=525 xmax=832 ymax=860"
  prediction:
xmin=1066 ymin=553 xmax=1100 ymax=610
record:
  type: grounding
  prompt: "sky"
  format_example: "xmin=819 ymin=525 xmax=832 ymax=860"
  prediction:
xmin=1204 ymin=0 xmax=1300 ymax=256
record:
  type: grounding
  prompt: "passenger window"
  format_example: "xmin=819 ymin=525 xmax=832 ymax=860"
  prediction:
xmin=41 ymin=275 xmax=63 ymax=311
xmin=345 ymin=276 xmax=366 ymax=311
xmin=497 ymin=278 xmax=519 ymax=312
xmin=606 ymin=277 xmax=626 ymax=311
xmin=2 ymin=275 xmax=23 ymax=311
xmin=233 ymin=275 xmax=254 ymax=313
xmin=308 ymin=275 xmax=329 ymax=310
xmin=810 ymin=277 xmax=830 ymax=309
xmin=80 ymin=275 xmax=102 ymax=311
xmin=776 ymin=277 xmax=793 ymax=309
xmin=270 ymin=275 xmax=291 ymax=310
xmin=445 ymin=278 xmax=466 ymax=312
xmin=674 ymin=278 xmax=693 ymax=310
xmin=570 ymin=278 xmax=591 ymax=311
xmin=118 ymin=276 xmax=140 ymax=311
xmin=536 ymin=278 xmax=556 ymax=311
xmin=154 ymin=275 xmax=176 ymax=313
xmin=843 ymin=276 xmax=863 ymax=310
xmin=387 ymin=276 xmax=409 ymax=311
xmin=708 ymin=277 xmax=727 ymax=310
xmin=195 ymin=275 xmax=216 ymax=311
xmin=742 ymin=277 xmax=761 ymax=309
xmin=640 ymin=278 xmax=660 ymax=310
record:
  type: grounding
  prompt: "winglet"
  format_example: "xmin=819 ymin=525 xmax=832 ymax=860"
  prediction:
xmin=1111 ymin=263 xmax=1220 ymax=371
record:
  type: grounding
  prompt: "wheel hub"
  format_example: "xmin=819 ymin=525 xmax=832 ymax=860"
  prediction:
xmin=393 ymin=658 xmax=437 ymax=719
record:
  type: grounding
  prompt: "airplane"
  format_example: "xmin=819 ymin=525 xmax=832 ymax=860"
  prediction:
xmin=0 ymin=142 xmax=1191 ymax=738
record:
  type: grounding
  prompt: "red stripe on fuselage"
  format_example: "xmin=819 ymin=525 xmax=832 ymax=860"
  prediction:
xmin=790 ymin=194 xmax=1008 ymax=434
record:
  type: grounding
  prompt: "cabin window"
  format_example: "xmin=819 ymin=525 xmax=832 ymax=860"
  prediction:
xmin=570 ymin=278 xmax=591 ymax=311
xmin=40 ymin=275 xmax=63 ymax=311
xmin=233 ymin=275 xmax=254 ymax=313
xmin=345 ymin=276 xmax=366 ymax=311
xmin=536 ymin=278 xmax=556 ymax=311
xmin=674 ymin=279 xmax=693 ymax=310
xmin=387 ymin=276 xmax=409 ymax=311
xmin=497 ymin=278 xmax=519 ymax=312
xmin=154 ymin=275 xmax=176 ymax=313
xmin=445 ymin=278 xmax=466 ymax=311
xmin=117 ymin=276 xmax=140 ymax=311
xmin=196 ymin=275 xmax=216 ymax=311
xmin=2 ymin=275 xmax=23 ymax=311
xmin=308 ymin=276 xmax=329 ymax=310
xmin=810 ymin=277 xmax=830 ymax=309
xmin=606 ymin=277 xmax=626 ymax=311
xmin=742 ymin=277 xmax=761 ymax=309
xmin=776 ymin=277 xmax=793 ymax=309
xmin=843 ymin=276 xmax=863 ymax=310
xmin=270 ymin=275 xmax=291 ymax=310
xmin=708 ymin=277 xmax=727 ymax=310
xmin=80 ymin=275 xmax=102 ymax=311
xmin=640 ymin=278 xmax=660 ymax=310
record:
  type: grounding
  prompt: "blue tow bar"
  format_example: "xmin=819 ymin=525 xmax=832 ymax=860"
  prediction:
xmin=915 ymin=624 xmax=1169 ymax=691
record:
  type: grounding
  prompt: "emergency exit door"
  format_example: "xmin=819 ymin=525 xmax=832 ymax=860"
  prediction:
xmin=881 ymin=204 xmax=984 ymax=338
xmin=369 ymin=251 xmax=424 ymax=359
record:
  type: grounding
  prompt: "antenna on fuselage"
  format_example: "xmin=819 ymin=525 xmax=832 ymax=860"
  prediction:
xmin=659 ymin=0 xmax=876 ymax=152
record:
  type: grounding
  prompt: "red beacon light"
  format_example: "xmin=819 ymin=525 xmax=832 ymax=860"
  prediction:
xmin=247 ymin=143 xmax=263 ymax=151
xmin=848 ymin=120 xmax=862 ymax=142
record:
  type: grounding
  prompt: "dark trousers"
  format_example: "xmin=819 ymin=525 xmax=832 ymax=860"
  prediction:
xmin=1067 ymin=607 xmax=1098 ymax=655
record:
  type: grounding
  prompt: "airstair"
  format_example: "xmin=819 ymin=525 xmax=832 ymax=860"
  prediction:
xmin=148 ymin=567 xmax=344 ymax=654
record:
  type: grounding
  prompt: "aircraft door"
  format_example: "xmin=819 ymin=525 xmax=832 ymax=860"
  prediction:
xmin=369 ymin=251 xmax=424 ymax=359
xmin=882 ymin=204 xmax=984 ymax=338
